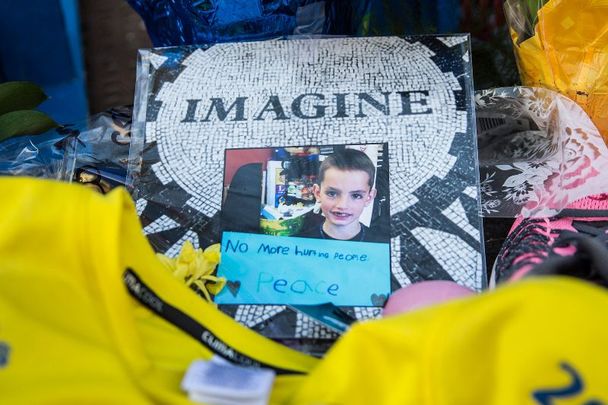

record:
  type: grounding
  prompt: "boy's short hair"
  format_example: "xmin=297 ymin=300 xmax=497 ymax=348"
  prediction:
xmin=318 ymin=148 xmax=376 ymax=188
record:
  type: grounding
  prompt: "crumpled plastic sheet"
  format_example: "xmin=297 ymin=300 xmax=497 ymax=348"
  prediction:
xmin=0 ymin=107 xmax=133 ymax=193
xmin=62 ymin=106 xmax=133 ymax=194
xmin=504 ymin=0 xmax=608 ymax=142
xmin=0 ymin=129 xmax=73 ymax=179
xmin=476 ymin=86 xmax=608 ymax=218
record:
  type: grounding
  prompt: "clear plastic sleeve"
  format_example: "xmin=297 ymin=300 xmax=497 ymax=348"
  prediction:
xmin=476 ymin=86 xmax=608 ymax=218
xmin=126 ymin=35 xmax=485 ymax=350
xmin=60 ymin=107 xmax=133 ymax=193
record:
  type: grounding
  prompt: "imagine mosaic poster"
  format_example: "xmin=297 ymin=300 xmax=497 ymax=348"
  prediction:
xmin=129 ymin=36 xmax=485 ymax=341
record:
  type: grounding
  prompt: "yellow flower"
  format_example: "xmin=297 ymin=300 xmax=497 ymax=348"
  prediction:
xmin=156 ymin=241 xmax=225 ymax=303
xmin=203 ymin=243 xmax=221 ymax=265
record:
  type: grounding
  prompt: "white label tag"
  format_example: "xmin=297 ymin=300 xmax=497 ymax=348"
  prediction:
xmin=181 ymin=359 xmax=275 ymax=404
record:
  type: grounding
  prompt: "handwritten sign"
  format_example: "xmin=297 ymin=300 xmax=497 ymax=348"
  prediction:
xmin=214 ymin=232 xmax=390 ymax=306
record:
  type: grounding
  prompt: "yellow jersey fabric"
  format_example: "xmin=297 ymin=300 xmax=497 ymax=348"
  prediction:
xmin=1 ymin=177 xmax=608 ymax=404
xmin=293 ymin=278 xmax=608 ymax=404
xmin=0 ymin=177 xmax=316 ymax=404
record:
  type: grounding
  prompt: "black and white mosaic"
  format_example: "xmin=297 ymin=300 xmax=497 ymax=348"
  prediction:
xmin=129 ymin=36 xmax=485 ymax=340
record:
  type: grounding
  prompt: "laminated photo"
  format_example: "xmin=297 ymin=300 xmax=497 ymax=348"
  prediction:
xmin=129 ymin=35 xmax=485 ymax=341
xmin=217 ymin=143 xmax=391 ymax=307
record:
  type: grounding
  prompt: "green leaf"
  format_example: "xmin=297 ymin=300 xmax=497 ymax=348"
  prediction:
xmin=0 ymin=81 xmax=48 ymax=116
xmin=0 ymin=110 xmax=58 ymax=142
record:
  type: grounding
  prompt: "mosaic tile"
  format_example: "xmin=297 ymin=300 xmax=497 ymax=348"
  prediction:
xmin=130 ymin=36 xmax=484 ymax=340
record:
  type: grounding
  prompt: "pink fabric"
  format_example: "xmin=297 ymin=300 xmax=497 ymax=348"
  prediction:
xmin=501 ymin=194 xmax=608 ymax=283
xmin=510 ymin=193 xmax=608 ymax=235
xmin=382 ymin=280 xmax=475 ymax=316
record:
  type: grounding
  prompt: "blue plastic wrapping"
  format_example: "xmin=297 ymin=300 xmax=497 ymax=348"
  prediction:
xmin=0 ymin=106 xmax=133 ymax=194
xmin=0 ymin=129 xmax=72 ymax=179
xmin=126 ymin=0 xmax=335 ymax=46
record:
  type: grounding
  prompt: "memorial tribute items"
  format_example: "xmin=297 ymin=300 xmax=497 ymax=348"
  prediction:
xmin=129 ymin=35 xmax=485 ymax=343
xmin=3 ymin=179 xmax=606 ymax=403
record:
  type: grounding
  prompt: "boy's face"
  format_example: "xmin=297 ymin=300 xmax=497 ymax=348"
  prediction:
xmin=313 ymin=168 xmax=376 ymax=228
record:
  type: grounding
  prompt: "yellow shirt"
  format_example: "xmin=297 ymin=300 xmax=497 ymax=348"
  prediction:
xmin=0 ymin=177 xmax=315 ymax=404
xmin=293 ymin=276 xmax=608 ymax=404
xmin=1 ymin=177 xmax=608 ymax=404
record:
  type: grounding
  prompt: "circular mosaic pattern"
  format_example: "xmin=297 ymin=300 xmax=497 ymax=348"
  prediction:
xmin=132 ymin=36 xmax=484 ymax=340
xmin=152 ymin=37 xmax=462 ymax=217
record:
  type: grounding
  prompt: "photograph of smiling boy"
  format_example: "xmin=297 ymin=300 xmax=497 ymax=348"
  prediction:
xmin=221 ymin=143 xmax=389 ymax=243
xmin=296 ymin=148 xmax=388 ymax=243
